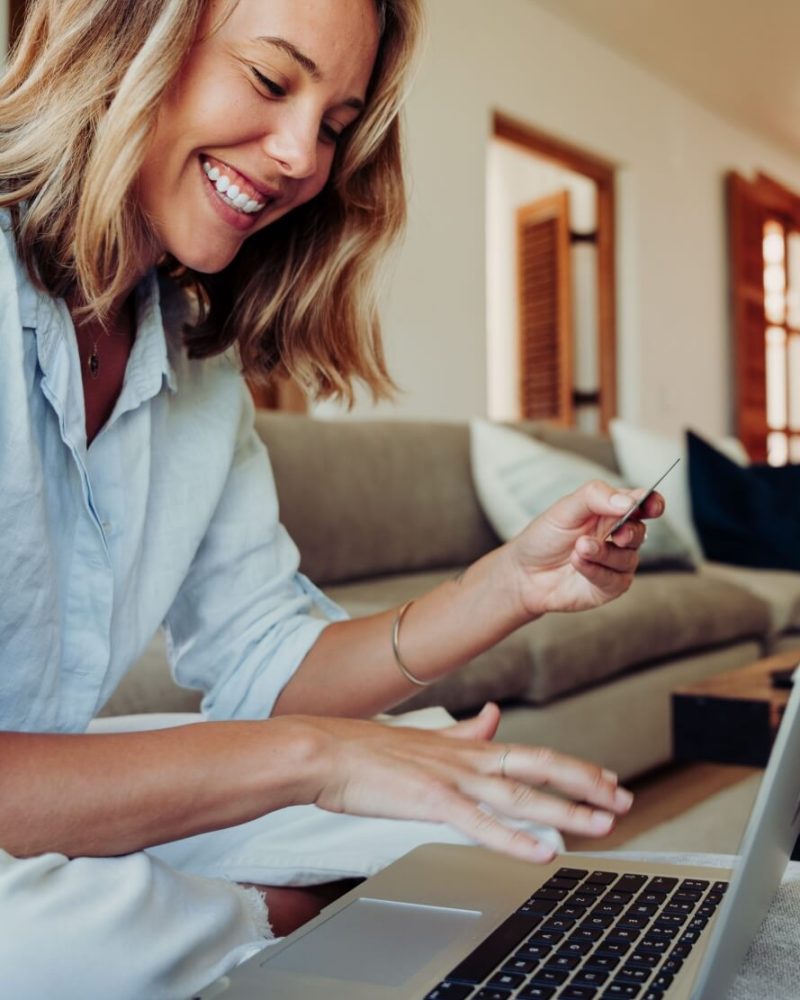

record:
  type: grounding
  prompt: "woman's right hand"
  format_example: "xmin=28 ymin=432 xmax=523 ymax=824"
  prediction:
xmin=290 ymin=702 xmax=633 ymax=863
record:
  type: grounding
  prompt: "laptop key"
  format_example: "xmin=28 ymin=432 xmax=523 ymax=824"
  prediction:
xmin=649 ymin=971 xmax=674 ymax=991
xmin=424 ymin=983 xmax=473 ymax=999
xmin=514 ymin=942 xmax=552 ymax=962
xmin=473 ymin=990 xmax=515 ymax=1000
xmin=587 ymin=871 xmax=618 ymax=885
xmin=595 ymin=940 xmax=632 ymax=958
xmin=529 ymin=968 xmax=568 ymax=987
xmin=447 ymin=913 xmax=539 ymax=983
xmin=520 ymin=898 xmax=560 ymax=915
xmin=645 ymin=877 xmax=678 ymax=894
xmin=584 ymin=954 xmax=621 ymax=972
xmin=533 ymin=887 xmax=570 ymax=902
xmin=602 ymin=982 xmax=642 ymax=997
xmin=517 ymin=986 xmax=556 ymax=999
xmin=486 ymin=971 xmax=525 ymax=991
xmin=625 ymin=952 xmax=660 ymax=969
xmin=502 ymin=958 xmax=539 ymax=975
xmin=555 ymin=867 xmax=590 ymax=880
xmin=542 ymin=954 xmax=580 ymax=973
xmin=615 ymin=966 xmax=651 ymax=985
xmin=679 ymin=879 xmax=709 ymax=891
xmin=615 ymin=875 xmax=648 ymax=893
xmin=559 ymin=987 xmax=600 ymax=999
xmin=569 ymin=927 xmax=604 ymax=944
xmin=572 ymin=968 xmax=609 ymax=987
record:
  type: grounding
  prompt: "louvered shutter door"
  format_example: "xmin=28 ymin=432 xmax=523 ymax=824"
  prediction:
xmin=517 ymin=192 xmax=573 ymax=423
xmin=728 ymin=173 xmax=771 ymax=460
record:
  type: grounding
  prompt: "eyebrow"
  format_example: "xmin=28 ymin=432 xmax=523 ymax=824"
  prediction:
xmin=255 ymin=36 xmax=366 ymax=112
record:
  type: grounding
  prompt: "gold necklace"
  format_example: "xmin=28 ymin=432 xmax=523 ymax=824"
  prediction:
xmin=87 ymin=334 xmax=102 ymax=379
xmin=83 ymin=299 xmax=134 ymax=379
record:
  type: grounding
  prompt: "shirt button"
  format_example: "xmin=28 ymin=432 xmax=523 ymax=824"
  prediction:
xmin=101 ymin=521 xmax=112 ymax=533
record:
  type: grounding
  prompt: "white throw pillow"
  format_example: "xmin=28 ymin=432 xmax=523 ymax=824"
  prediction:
xmin=469 ymin=418 xmax=695 ymax=569
xmin=609 ymin=419 xmax=748 ymax=562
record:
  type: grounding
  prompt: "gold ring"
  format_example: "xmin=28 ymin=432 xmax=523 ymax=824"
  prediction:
xmin=499 ymin=748 xmax=511 ymax=779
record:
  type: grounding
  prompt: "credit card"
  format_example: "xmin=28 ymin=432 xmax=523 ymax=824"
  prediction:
xmin=606 ymin=457 xmax=680 ymax=538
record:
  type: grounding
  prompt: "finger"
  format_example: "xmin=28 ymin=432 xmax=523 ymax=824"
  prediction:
xmin=551 ymin=480 xmax=642 ymax=531
xmin=458 ymin=773 xmax=618 ymax=838
xmin=482 ymin=744 xmax=634 ymax=815
xmin=575 ymin=536 xmax=640 ymax=572
xmin=640 ymin=491 xmax=665 ymax=520
xmin=444 ymin=703 xmax=501 ymax=742
xmin=606 ymin=519 xmax=647 ymax=551
xmin=433 ymin=788 xmax=559 ymax=863
xmin=570 ymin=551 xmax=635 ymax=597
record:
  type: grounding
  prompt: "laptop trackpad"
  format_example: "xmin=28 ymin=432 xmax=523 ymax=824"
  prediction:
xmin=263 ymin=897 xmax=483 ymax=987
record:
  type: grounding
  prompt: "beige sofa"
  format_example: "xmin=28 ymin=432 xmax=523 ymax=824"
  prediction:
xmin=102 ymin=413 xmax=800 ymax=782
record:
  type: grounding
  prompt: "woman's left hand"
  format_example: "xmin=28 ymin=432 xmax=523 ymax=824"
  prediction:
xmin=506 ymin=480 xmax=665 ymax=617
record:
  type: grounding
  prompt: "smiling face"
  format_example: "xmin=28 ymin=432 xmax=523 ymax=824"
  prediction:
xmin=137 ymin=0 xmax=380 ymax=274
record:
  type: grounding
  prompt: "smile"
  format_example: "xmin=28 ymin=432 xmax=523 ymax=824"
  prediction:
xmin=201 ymin=156 xmax=268 ymax=215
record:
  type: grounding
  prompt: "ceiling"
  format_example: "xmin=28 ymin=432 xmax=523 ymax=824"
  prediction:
xmin=528 ymin=0 xmax=800 ymax=159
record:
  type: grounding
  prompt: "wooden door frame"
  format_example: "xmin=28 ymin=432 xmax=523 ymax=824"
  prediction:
xmin=493 ymin=112 xmax=618 ymax=429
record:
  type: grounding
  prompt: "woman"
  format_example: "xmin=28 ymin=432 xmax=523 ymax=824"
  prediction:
xmin=0 ymin=0 xmax=662 ymax=997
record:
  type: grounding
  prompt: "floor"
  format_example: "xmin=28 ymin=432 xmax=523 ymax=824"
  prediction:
xmin=563 ymin=760 xmax=761 ymax=853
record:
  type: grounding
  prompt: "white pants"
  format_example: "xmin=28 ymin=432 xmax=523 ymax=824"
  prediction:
xmin=0 ymin=712 xmax=562 ymax=1000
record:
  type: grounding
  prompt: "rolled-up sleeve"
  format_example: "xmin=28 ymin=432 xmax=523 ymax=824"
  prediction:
xmin=163 ymin=394 xmax=347 ymax=721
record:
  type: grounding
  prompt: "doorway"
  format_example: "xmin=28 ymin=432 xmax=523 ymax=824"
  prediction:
xmin=486 ymin=113 xmax=617 ymax=432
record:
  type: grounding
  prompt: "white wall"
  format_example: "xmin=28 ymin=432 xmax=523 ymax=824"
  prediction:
xmin=0 ymin=4 xmax=7 ymax=64
xmin=319 ymin=0 xmax=800 ymax=438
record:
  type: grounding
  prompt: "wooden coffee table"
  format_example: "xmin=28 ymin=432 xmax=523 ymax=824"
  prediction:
xmin=672 ymin=648 xmax=800 ymax=767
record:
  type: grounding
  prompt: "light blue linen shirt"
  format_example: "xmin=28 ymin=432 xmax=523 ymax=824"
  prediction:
xmin=0 ymin=213 xmax=344 ymax=733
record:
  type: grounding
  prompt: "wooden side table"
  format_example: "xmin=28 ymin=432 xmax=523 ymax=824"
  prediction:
xmin=672 ymin=649 xmax=800 ymax=767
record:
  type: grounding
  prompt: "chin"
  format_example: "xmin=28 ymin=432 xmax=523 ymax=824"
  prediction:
xmin=170 ymin=243 xmax=240 ymax=274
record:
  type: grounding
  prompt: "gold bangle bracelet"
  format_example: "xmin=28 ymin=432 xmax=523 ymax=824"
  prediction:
xmin=391 ymin=599 xmax=432 ymax=688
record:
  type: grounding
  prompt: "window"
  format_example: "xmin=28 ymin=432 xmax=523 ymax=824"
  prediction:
xmin=728 ymin=172 xmax=800 ymax=463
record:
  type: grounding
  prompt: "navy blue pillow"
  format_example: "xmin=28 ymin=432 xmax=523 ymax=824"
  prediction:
xmin=687 ymin=430 xmax=800 ymax=570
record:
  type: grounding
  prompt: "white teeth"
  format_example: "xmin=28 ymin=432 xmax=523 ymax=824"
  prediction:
xmin=202 ymin=159 xmax=267 ymax=215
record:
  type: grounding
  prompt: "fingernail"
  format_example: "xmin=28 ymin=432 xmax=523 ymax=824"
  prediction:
xmin=611 ymin=493 xmax=633 ymax=511
xmin=590 ymin=811 xmax=614 ymax=833
xmin=615 ymin=788 xmax=634 ymax=811
xmin=602 ymin=768 xmax=618 ymax=786
xmin=529 ymin=843 xmax=556 ymax=863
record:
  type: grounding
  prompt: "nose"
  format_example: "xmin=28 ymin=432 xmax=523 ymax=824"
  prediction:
xmin=261 ymin=108 xmax=319 ymax=181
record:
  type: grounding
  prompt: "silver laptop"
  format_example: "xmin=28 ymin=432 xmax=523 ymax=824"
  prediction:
xmin=191 ymin=672 xmax=800 ymax=1000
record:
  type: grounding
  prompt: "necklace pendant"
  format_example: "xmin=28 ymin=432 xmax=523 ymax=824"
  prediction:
xmin=88 ymin=350 xmax=100 ymax=378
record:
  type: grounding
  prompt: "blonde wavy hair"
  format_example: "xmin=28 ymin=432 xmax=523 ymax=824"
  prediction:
xmin=0 ymin=0 xmax=423 ymax=403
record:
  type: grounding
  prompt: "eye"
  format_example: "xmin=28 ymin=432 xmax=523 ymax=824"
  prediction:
xmin=250 ymin=66 xmax=285 ymax=97
xmin=319 ymin=121 xmax=345 ymax=145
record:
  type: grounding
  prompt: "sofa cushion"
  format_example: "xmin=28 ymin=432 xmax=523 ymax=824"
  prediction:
xmin=470 ymin=418 xmax=695 ymax=570
xmin=700 ymin=562 xmax=800 ymax=636
xmin=327 ymin=570 xmax=771 ymax=712
xmin=688 ymin=429 xmax=800 ymax=571
xmin=255 ymin=413 xmax=500 ymax=586
xmin=522 ymin=421 xmax=619 ymax=473
xmin=610 ymin=419 xmax=749 ymax=560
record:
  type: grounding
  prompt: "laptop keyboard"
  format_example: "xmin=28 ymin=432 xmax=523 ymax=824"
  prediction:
xmin=423 ymin=867 xmax=728 ymax=1000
